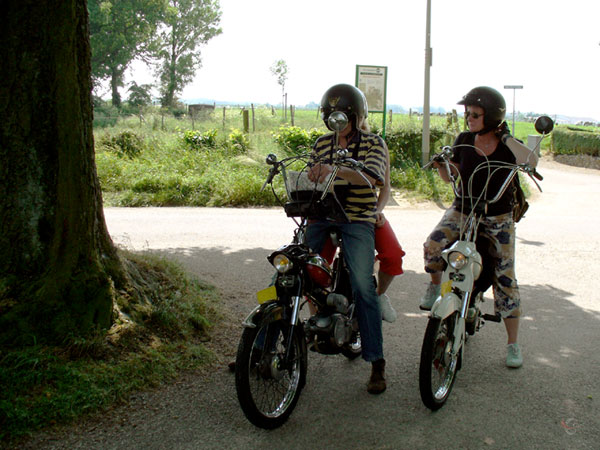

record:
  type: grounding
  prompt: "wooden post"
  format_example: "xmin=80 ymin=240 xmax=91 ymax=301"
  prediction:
xmin=284 ymin=93 xmax=288 ymax=120
xmin=389 ymin=109 xmax=393 ymax=124
xmin=242 ymin=109 xmax=249 ymax=133
xmin=251 ymin=103 xmax=255 ymax=132
xmin=290 ymin=105 xmax=295 ymax=126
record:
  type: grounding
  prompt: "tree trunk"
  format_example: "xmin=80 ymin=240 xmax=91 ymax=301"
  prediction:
xmin=0 ymin=0 xmax=123 ymax=343
xmin=110 ymin=67 xmax=122 ymax=108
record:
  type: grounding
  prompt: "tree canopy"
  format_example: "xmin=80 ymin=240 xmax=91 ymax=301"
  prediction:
xmin=155 ymin=0 xmax=222 ymax=108
xmin=89 ymin=0 xmax=164 ymax=107
xmin=270 ymin=59 xmax=288 ymax=106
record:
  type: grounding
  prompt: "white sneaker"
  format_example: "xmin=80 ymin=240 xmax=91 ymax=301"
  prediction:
xmin=506 ymin=343 xmax=523 ymax=368
xmin=419 ymin=283 xmax=441 ymax=311
xmin=379 ymin=294 xmax=397 ymax=323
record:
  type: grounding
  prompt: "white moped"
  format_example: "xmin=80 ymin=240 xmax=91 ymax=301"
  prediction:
xmin=418 ymin=115 xmax=554 ymax=410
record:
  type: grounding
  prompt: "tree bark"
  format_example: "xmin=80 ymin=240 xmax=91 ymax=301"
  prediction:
xmin=0 ymin=0 xmax=123 ymax=343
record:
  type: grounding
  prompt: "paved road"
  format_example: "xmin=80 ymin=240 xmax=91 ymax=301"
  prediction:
xmin=27 ymin=158 xmax=600 ymax=449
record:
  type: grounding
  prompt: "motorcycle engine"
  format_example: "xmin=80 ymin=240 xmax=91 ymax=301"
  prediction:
xmin=305 ymin=312 xmax=353 ymax=351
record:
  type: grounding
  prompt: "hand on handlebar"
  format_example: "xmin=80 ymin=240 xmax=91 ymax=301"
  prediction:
xmin=307 ymin=162 xmax=333 ymax=184
xmin=494 ymin=121 xmax=512 ymax=143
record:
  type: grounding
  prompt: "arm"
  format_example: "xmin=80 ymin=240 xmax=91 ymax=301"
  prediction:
xmin=496 ymin=121 xmax=539 ymax=167
xmin=433 ymin=160 xmax=459 ymax=183
xmin=376 ymin=142 xmax=391 ymax=213
xmin=308 ymin=134 xmax=385 ymax=187
xmin=307 ymin=163 xmax=379 ymax=186
xmin=503 ymin=135 xmax=539 ymax=167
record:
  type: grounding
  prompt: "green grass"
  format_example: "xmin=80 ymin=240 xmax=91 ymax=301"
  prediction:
xmin=94 ymin=107 xmax=457 ymax=207
xmin=95 ymin=106 xmax=580 ymax=208
xmin=0 ymin=251 xmax=220 ymax=444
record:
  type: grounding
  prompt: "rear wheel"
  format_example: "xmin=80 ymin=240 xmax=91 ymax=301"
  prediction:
xmin=419 ymin=313 xmax=460 ymax=410
xmin=235 ymin=319 xmax=307 ymax=429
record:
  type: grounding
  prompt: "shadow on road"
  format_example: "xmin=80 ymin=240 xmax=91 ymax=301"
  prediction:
xmin=118 ymin=243 xmax=599 ymax=449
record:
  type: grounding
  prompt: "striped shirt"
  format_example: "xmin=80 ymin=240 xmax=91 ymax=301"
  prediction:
xmin=310 ymin=130 xmax=386 ymax=223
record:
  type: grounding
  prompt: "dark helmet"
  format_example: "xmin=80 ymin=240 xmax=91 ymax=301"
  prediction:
xmin=320 ymin=84 xmax=367 ymax=131
xmin=458 ymin=86 xmax=506 ymax=132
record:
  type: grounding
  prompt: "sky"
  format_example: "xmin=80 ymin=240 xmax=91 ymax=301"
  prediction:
xmin=126 ymin=0 xmax=600 ymax=121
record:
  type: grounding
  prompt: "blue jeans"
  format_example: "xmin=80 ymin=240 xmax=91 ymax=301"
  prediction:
xmin=306 ymin=221 xmax=383 ymax=362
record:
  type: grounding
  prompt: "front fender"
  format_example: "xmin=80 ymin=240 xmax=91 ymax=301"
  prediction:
xmin=242 ymin=300 xmax=284 ymax=329
xmin=430 ymin=292 xmax=461 ymax=320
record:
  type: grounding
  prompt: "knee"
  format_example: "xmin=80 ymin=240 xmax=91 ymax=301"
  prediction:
xmin=377 ymin=251 xmax=404 ymax=275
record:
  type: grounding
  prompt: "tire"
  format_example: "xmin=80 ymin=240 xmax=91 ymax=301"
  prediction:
xmin=341 ymin=331 xmax=362 ymax=360
xmin=419 ymin=313 xmax=460 ymax=411
xmin=235 ymin=319 xmax=307 ymax=429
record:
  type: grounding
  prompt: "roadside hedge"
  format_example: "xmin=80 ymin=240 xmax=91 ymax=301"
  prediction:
xmin=551 ymin=127 xmax=600 ymax=156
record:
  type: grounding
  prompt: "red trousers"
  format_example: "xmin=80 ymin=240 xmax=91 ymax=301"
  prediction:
xmin=320 ymin=220 xmax=405 ymax=275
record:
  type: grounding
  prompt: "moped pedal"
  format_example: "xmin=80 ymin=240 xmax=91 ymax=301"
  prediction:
xmin=482 ymin=313 xmax=501 ymax=323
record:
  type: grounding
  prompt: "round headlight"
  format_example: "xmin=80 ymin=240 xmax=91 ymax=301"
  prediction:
xmin=448 ymin=251 xmax=467 ymax=270
xmin=273 ymin=254 xmax=293 ymax=273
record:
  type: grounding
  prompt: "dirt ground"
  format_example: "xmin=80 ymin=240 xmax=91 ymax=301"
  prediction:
xmin=21 ymin=156 xmax=600 ymax=449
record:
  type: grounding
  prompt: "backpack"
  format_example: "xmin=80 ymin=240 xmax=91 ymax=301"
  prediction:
xmin=512 ymin=176 xmax=529 ymax=222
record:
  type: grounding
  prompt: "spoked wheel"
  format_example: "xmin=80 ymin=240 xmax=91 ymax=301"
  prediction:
xmin=235 ymin=319 xmax=307 ymax=429
xmin=419 ymin=313 xmax=460 ymax=410
xmin=341 ymin=331 xmax=362 ymax=360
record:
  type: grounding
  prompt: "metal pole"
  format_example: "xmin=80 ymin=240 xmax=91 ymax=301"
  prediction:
xmin=504 ymin=85 xmax=522 ymax=135
xmin=511 ymin=89 xmax=516 ymax=133
xmin=422 ymin=0 xmax=432 ymax=165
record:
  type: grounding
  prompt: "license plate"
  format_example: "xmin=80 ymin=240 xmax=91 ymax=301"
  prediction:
xmin=256 ymin=285 xmax=277 ymax=304
xmin=441 ymin=280 xmax=452 ymax=296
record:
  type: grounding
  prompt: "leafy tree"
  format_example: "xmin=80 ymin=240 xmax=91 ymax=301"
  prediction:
xmin=270 ymin=59 xmax=288 ymax=108
xmin=128 ymin=81 xmax=154 ymax=108
xmin=155 ymin=0 xmax=222 ymax=108
xmin=89 ymin=0 xmax=164 ymax=108
xmin=0 ymin=0 xmax=132 ymax=344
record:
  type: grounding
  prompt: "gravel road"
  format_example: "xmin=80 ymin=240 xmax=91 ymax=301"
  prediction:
xmin=23 ymin=158 xmax=600 ymax=449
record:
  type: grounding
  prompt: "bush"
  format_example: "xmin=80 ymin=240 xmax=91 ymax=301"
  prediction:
xmin=384 ymin=122 xmax=452 ymax=168
xmin=93 ymin=101 xmax=120 ymax=128
xmin=551 ymin=127 xmax=600 ymax=156
xmin=98 ymin=130 xmax=145 ymax=159
xmin=272 ymin=125 xmax=325 ymax=155
xmin=182 ymin=129 xmax=218 ymax=149
xmin=226 ymin=129 xmax=250 ymax=154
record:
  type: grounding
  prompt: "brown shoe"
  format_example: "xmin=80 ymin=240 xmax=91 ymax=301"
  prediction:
xmin=367 ymin=359 xmax=386 ymax=394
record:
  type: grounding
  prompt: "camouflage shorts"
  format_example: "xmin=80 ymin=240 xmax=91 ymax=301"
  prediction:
xmin=423 ymin=208 xmax=521 ymax=317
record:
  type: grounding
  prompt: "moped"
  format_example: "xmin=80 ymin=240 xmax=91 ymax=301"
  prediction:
xmin=418 ymin=115 xmax=554 ymax=410
xmin=235 ymin=111 xmax=380 ymax=428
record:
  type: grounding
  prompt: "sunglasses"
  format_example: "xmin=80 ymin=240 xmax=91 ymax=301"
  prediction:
xmin=465 ymin=111 xmax=484 ymax=119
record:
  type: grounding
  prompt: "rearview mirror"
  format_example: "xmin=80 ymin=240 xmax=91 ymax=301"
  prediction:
xmin=534 ymin=115 xmax=554 ymax=135
xmin=265 ymin=153 xmax=277 ymax=165
xmin=327 ymin=111 xmax=349 ymax=133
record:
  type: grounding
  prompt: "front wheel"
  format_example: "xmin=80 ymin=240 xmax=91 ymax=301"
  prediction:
xmin=341 ymin=330 xmax=362 ymax=360
xmin=419 ymin=313 xmax=460 ymax=410
xmin=235 ymin=319 xmax=307 ymax=429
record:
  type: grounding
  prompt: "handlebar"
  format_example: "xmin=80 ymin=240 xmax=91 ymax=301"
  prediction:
xmin=260 ymin=149 xmax=383 ymax=196
xmin=424 ymin=145 xmax=543 ymax=205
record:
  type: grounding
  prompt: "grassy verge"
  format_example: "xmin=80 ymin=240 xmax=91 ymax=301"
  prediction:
xmin=94 ymin=107 xmax=560 ymax=208
xmin=0 ymin=251 xmax=220 ymax=445
xmin=95 ymin=109 xmax=458 ymax=207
